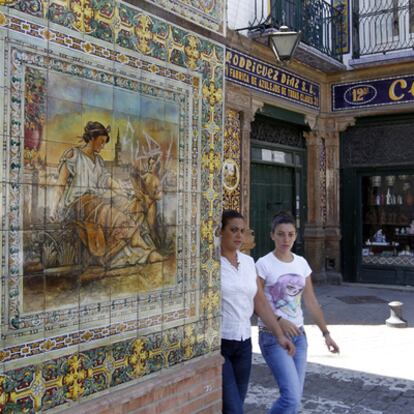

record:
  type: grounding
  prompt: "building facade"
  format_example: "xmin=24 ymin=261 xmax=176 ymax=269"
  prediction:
xmin=225 ymin=0 xmax=414 ymax=287
xmin=0 ymin=0 xmax=225 ymax=412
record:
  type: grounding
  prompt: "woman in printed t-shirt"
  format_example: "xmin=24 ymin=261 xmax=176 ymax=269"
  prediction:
xmin=220 ymin=210 xmax=295 ymax=414
xmin=256 ymin=212 xmax=340 ymax=414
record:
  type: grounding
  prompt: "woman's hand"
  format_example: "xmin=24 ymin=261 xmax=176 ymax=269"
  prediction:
xmin=324 ymin=334 xmax=340 ymax=353
xmin=275 ymin=334 xmax=296 ymax=356
xmin=279 ymin=318 xmax=301 ymax=338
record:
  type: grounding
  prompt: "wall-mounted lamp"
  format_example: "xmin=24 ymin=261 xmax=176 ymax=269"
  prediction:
xmin=236 ymin=24 xmax=301 ymax=64
xmin=267 ymin=26 xmax=301 ymax=63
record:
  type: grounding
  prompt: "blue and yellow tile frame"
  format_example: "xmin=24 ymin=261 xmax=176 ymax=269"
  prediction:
xmin=0 ymin=1 xmax=224 ymax=412
xmin=0 ymin=0 xmax=226 ymax=35
xmin=333 ymin=0 xmax=350 ymax=55
xmin=223 ymin=109 xmax=241 ymax=211
xmin=144 ymin=0 xmax=225 ymax=35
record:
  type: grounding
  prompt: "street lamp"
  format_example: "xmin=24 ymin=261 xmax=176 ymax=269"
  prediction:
xmin=236 ymin=24 xmax=301 ymax=64
xmin=268 ymin=26 xmax=302 ymax=63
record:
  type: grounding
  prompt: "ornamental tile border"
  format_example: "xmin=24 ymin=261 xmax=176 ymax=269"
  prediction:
xmin=362 ymin=255 xmax=414 ymax=267
xmin=143 ymin=0 xmax=225 ymax=35
xmin=223 ymin=109 xmax=241 ymax=211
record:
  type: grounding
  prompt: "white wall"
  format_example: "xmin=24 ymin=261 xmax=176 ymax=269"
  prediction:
xmin=227 ymin=0 xmax=269 ymax=32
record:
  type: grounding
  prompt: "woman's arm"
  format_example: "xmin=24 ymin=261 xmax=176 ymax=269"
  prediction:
xmin=302 ymin=277 xmax=340 ymax=353
xmin=254 ymin=277 xmax=295 ymax=356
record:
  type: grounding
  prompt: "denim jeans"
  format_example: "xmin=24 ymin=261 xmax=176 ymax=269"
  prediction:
xmin=221 ymin=338 xmax=252 ymax=414
xmin=259 ymin=329 xmax=308 ymax=414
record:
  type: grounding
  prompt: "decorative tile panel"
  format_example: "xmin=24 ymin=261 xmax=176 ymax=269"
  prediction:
xmin=223 ymin=109 xmax=241 ymax=211
xmin=362 ymin=256 xmax=414 ymax=266
xmin=139 ymin=0 xmax=225 ymax=36
xmin=333 ymin=0 xmax=350 ymax=54
xmin=1 ymin=0 xmax=225 ymax=36
xmin=0 ymin=1 xmax=224 ymax=411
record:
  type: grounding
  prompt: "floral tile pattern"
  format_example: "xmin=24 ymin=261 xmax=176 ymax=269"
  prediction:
xmin=0 ymin=0 xmax=224 ymax=412
xmin=132 ymin=0 xmax=225 ymax=35
xmin=333 ymin=0 xmax=350 ymax=54
xmin=223 ymin=109 xmax=241 ymax=211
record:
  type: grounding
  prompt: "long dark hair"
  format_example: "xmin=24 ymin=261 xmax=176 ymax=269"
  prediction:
xmin=82 ymin=121 xmax=111 ymax=143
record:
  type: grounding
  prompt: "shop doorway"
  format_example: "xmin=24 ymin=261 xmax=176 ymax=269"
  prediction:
xmin=249 ymin=112 xmax=307 ymax=261
xmin=250 ymin=162 xmax=294 ymax=260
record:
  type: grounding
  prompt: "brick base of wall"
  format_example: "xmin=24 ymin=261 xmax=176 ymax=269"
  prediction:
xmin=60 ymin=352 xmax=223 ymax=414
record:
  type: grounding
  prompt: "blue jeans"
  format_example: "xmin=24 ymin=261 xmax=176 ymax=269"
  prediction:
xmin=221 ymin=338 xmax=252 ymax=414
xmin=259 ymin=329 xmax=308 ymax=414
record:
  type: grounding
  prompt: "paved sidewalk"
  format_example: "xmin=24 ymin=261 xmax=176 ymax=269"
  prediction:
xmin=245 ymin=283 xmax=414 ymax=414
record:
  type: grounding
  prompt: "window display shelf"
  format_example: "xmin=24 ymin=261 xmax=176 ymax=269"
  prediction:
xmin=362 ymin=174 xmax=414 ymax=267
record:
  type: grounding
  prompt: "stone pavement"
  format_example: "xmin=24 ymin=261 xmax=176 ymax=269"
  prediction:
xmin=245 ymin=283 xmax=414 ymax=414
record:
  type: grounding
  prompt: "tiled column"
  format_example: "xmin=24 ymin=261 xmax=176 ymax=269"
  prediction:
xmin=304 ymin=116 xmax=355 ymax=284
xmin=324 ymin=130 xmax=342 ymax=283
xmin=240 ymin=99 xmax=264 ymax=224
xmin=223 ymin=109 xmax=242 ymax=211
xmin=324 ymin=117 xmax=355 ymax=283
xmin=225 ymin=86 xmax=263 ymax=224
xmin=303 ymin=128 xmax=327 ymax=283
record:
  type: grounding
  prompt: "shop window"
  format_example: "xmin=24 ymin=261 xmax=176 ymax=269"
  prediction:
xmin=362 ymin=174 xmax=414 ymax=267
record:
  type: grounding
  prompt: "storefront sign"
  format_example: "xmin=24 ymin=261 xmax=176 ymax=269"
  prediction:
xmin=332 ymin=75 xmax=414 ymax=111
xmin=226 ymin=48 xmax=320 ymax=109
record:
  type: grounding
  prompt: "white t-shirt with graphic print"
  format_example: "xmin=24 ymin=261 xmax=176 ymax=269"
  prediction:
xmin=256 ymin=252 xmax=312 ymax=328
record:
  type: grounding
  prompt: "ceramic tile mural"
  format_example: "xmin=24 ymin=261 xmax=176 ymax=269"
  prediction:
xmin=333 ymin=0 xmax=350 ymax=54
xmin=143 ymin=0 xmax=225 ymax=35
xmin=0 ymin=0 xmax=224 ymax=411
xmin=223 ymin=109 xmax=241 ymax=211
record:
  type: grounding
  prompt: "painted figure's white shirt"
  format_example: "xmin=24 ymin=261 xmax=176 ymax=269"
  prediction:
xmin=59 ymin=147 xmax=111 ymax=208
xmin=221 ymin=251 xmax=258 ymax=341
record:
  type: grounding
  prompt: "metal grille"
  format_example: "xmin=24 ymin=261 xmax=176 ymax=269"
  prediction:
xmin=251 ymin=115 xmax=306 ymax=148
xmin=354 ymin=0 xmax=414 ymax=57
xmin=340 ymin=118 xmax=414 ymax=167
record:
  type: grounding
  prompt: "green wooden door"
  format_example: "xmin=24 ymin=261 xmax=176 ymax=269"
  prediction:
xmin=250 ymin=163 xmax=294 ymax=260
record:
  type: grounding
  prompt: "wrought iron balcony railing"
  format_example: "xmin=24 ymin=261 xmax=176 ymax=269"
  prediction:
xmin=354 ymin=0 xmax=414 ymax=58
xmin=245 ymin=0 xmax=344 ymax=62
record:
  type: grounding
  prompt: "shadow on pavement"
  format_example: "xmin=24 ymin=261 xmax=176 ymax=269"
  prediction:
xmin=246 ymin=355 xmax=414 ymax=414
